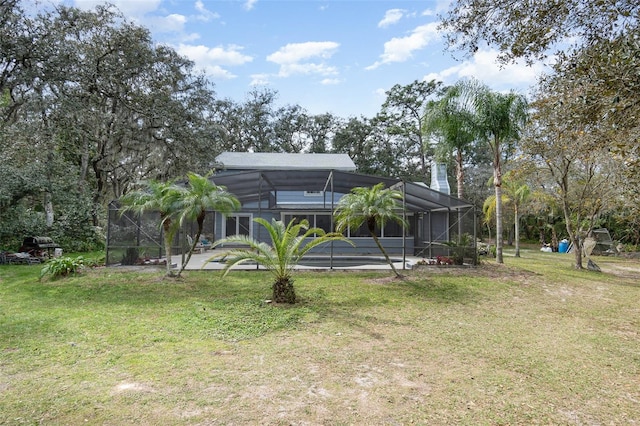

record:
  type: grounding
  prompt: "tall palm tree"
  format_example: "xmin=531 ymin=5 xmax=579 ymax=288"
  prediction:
xmin=485 ymin=171 xmax=531 ymax=258
xmin=334 ymin=183 xmax=408 ymax=279
xmin=423 ymin=83 xmax=477 ymax=200
xmin=119 ymin=180 xmax=182 ymax=277
xmin=462 ymin=79 xmax=528 ymax=263
xmin=208 ymin=218 xmax=352 ymax=304
xmin=175 ymin=172 xmax=240 ymax=277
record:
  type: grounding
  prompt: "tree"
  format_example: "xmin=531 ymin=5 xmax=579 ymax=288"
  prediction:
xmin=522 ymin=85 xmax=618 ymax=269
xmin=210 ymin=98 xmax=248 ymax=152
xmin=241 ymin=88 xmax=278 ymax=152
xmin=272 ymin=104 xmax=308 ymax=153
xmin=470 ymin=81 xmax=528 ymax=263
xmin=501 ymin=170 xmax=531 ymax=257
xmin=209 ymin=218 xmax=352 ymax=304
xmin=439 ymin=0 xmax=639 ymax=65
xmin=332 ymin=117 xmax=377 ymax=173
xmin=1 ymin=4 xmax=218 ymax=231
xmin=175 ymin=172 xmax=240 ymax=277
xmin=440 ymin=0 xmax=640 ymax=188
xmin=552 ymin=28 xmax=640 ymax=190
xmin=334 ymin=183 xmax=408 ymax=278
xmin=423 ymin=82 xmax=477 ymax=200
xmin=306 ymin=113 xmax=337 ymax=153
xmin=379 ymin=80 xmax=441 ymax=180
xmin=119 ymin=180 xmax=182 ymax=277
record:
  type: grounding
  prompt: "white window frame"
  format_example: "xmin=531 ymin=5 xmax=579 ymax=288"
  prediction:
xmin=222 ymin=213 xmax=253 ymax=240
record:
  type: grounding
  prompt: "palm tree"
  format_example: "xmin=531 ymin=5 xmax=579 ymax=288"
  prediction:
xmin=463 ymin=79 xmax=528 ymax=263
xmin=334 ymin=183 xmax=408 ymax=279
xmin=423 ymin=83 xmax=477 ymax=200
xmin=485 ymin=171 xmax=531 ymax=258
xmin=208 ymin=218 xmax=352 ymax=304
xmin=120 ymin=180 xmax=182 ymax=277
xmin=175 ymin=172 xmax=240 ymax=277
xmin=501 ymin=171 xmax=531 ymax=257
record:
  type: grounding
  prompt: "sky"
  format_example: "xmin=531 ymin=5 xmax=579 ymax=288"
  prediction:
xmin=58 ymin=0 xmax=549 ymax=118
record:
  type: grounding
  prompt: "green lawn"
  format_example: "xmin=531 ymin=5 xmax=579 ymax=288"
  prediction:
xmin=1 ymin=249 xmax=639 ymax=424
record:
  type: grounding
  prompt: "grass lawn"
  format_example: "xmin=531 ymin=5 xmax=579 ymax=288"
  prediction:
xmin=1 ymin=248 xmax=639 ymax=424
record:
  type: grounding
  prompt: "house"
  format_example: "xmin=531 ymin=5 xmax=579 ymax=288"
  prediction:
xmin=105 ymin=152 xmax=476 ymax=266
xmin=206 ymin=152 xmax=475 ymax=260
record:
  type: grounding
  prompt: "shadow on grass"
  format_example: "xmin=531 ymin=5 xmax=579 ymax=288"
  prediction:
xmin=1 ymin=266 xmax=487 ymax=346
xmin=399 ymin=278 xmax=486 ymax=304
xmin=293 ymin=275 xmax=487 ymax=337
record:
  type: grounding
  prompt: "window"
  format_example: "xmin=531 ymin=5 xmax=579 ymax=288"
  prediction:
xmin=304 ymin=190 xmax=324 ymax=197
xmin=315 ymin=214 xmax=332 ymax=234
xmin=224 ymin=214 xmax=252 ymax=239
xmin=382 ymin=220 xmax=405 ymax=237
xmin=345 ymin=216 xmax=412 ymax=238
xmin=282 ymin=213 xmax=332 ymax=235
xmin=281 ymin=212 xmax=412 ymax=238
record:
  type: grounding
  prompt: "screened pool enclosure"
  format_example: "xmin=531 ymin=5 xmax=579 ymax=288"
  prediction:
xmin=106 ymin=170 xmax=478 ymax=267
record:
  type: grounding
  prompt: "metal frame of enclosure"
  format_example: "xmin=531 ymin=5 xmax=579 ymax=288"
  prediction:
xmin=106 ymin=170 xmax=477 ymax=267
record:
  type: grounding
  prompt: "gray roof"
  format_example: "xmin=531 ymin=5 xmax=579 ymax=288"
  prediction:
xmin=210 ymin=169 xmax=473 ymax=212
xmin=216 ymin=152 xmax=356 ymax=171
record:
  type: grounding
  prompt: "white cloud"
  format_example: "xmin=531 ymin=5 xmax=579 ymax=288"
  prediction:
xmin=146 ymin=14 xmax=187 ymax=33
xmin=178 ymin=44 xmax=253 ymax=66
xmin=244 ymin=0 xmax=258 ymax=11
xmin=176 ymin=44 xmax=253 ymax=79
xmin=367 ymin=22 xmax=440 ymax=70
xmin=321 ymin=78 xmax=341 ymax=85
xmin=277 ymin=63 xmax=338 ymax=78
xmin=267 ymin=42 xmax=339 ymax=64
xmin=194 ymin=0 xmax=220 ymax=22
xmin=250 ymin=74 xmax=271 ymax=86
xmin=180 ymin=33 xmax=202 ymax=43
xmin=267 ymin=42 xmax=340 ymax=77
xmin=378 ymin=9 xmax=405 ymax=28
xmin=202 ymin=65 xmax=237 ymax=80
xmin=72 ymin=0 xmax=162 ymax=17
xmin=422 ymin=48 xmax=548 ymax=92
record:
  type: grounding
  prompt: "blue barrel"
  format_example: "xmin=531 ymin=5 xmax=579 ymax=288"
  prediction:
xmin=558 ymin=240 xmax=569 ymax=253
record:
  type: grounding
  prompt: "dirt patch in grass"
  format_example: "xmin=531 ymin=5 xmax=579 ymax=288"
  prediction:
xmin=2 ymin=254 xmax=639 ymax=424
xmin=599 ymin=262 xmax=640 ymax=281
xmin=411 ymin=262 xmax=542 ymax=285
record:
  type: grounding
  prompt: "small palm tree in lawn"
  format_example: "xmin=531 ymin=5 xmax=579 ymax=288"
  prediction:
xmin=334 ymin=183 xmax=408 ymax=279
xmin=208 ymin=217 xmax=353 ymax=304
xmin=120 ymin=180 xmax=182 ymax=277
xmin=175 ymin=172 xmax=240 ymax=277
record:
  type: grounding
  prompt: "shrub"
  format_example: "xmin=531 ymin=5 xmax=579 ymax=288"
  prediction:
xmin=39 ymin=256 xmax=85 ymax=280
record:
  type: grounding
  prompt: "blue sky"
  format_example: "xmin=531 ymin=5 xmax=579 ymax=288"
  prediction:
xmin=63 ymin=0 xmax=548 ymax=118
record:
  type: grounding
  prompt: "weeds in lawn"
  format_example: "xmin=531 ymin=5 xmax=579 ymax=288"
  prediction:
xmin=39 ymin=256 xmax=86 ymax=280
xmin=1 ymin=249 xmax=639 ymax=424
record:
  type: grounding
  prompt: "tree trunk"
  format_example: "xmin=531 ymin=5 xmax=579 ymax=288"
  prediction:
xmin=494 ymin=159 xmax=504 ymax=264
xmin=272 ymin=277 xmax=296 ymax=303
xmin=44 ymin=191 xmax=54 ymax=227
xmin=572 ymin=234 xmax=583 ymax=269
xmin=162 ymin=218 xmax=176 ymax=277
xmin=456 ymin=148 xmax=464 ymax=200
xmin=177 ymin=210 xmax=205 ymax=277
xmin=560 ymin=194 xmax=583 ymax=269
xmin=514 ymin=205 xmax=520 ymax=257
xmin=456 ymin=149 xmax=464 ymax=239
xmin=370 ymin=229 xmax=403 ymax=278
